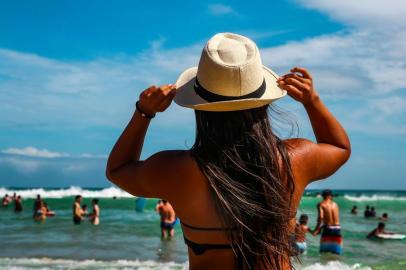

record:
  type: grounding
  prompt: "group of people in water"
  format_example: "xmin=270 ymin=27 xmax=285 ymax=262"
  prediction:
xmin=293 ymin=189 xmax=343 ymax=256
xmin=72 ymin=195 xmax=100 ymax=225
xmin=1 ymin=193 xmax=100 ymax=225
xmin=293 ymin=190 xmax=397 ymax=256
xmin=351 ymin=204 xmax=394 ymax=239
xmin=1 ymin=193 xmax=23 ymax=212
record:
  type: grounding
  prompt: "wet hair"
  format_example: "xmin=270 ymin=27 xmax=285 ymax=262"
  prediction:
xmin=75 ymin=195 xmax=82 ymax=201
xmin=17 ymin=195 xmax=21 ymax=199
xmin=366 ymin=205 xmax=370 ymax=209
xmin=162 ymin=200 xmax=168 ymax=204
xmin=378 ymin=222 xmax=385 ymax=229
xmin=371 ymin=207 xmax=375 ymax=211
xmin=92 ymin=199 xmax=99 ymax=204
xmin=299 ymin=214 xmax=309 ymax=225
xmin=82 ymin=204 xmax=87 ymax=209
xmin=321 ymin=189 xmax=333 ymax=199
xmin=382 ymin=213 xmax=388 ymax=218
xmin=191 ymin=105 xmax=296 ymax=269
xmin=352 ymin=205 xmax=357 ymax=209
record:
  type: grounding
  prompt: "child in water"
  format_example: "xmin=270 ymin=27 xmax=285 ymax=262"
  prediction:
xmin=294 ymin=214 xmax=311 ymax=254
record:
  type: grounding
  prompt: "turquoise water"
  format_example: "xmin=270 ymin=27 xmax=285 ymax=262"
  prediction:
xmin=0 ymin=187 xmax=405 ymax=270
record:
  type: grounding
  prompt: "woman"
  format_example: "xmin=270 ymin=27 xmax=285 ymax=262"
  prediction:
xmin=89 ymin=199 xmax=100 ymax=225
xmin=34 ymin=200 xmax=47 ymax=222
xmin=106 ymin=33 xmax=350 ymax=269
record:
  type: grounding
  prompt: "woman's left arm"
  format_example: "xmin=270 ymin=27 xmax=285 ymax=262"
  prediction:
xmin=106 ymin=84 xmax=181 ymax=198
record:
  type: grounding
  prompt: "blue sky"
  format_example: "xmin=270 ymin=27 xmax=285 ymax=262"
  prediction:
xmin=0 ymin=0 xmax=405 ymax=189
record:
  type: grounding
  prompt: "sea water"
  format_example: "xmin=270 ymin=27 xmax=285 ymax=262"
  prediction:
xmin=0 ymin=187 xmax=405 ymax=270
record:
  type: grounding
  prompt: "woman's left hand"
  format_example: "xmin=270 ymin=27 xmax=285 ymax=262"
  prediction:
xmin=137 ymin=84 xmax=176 ymax=116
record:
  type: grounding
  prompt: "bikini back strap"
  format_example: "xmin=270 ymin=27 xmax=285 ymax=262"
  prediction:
xmin=181 ymin=220 xmax=232 ymax=231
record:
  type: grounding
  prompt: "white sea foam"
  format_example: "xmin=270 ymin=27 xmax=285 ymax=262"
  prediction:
xmin=299 ymin=261 xmax=371 ymax=270
xmin=0 ymin=186 xmax=133 ymax=198
xmin=0 ymin=258 xmax=372 ymax=270
xmin=344 ymin=194 xmax=406 ymax=202
xmin=0 ymin=257 xmax=188 ymax=270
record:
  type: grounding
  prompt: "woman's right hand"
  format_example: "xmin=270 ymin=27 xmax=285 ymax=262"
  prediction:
xmin=277 ymin=67 xmax=319 ymax=106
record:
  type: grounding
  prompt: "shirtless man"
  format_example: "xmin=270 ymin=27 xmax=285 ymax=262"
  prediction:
xmin=72 ymin=195 xmax=84 ymax=225
xmin=312 ymin=189 xmax=343 ymax=255
xmin=156 ymin=200 xmax=176 ymax=239
xmin=90 ymin=199 xmax=100 ymax=225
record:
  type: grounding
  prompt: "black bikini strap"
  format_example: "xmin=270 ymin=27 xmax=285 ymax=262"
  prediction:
xmin=181 ymin=220 xmax=231 ymax=231
xmin=183 ymin=236 xmax=232 ymax=256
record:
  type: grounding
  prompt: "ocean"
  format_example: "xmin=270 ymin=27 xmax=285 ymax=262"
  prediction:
xmin=0 ymin=187 xmax=405 ymax=270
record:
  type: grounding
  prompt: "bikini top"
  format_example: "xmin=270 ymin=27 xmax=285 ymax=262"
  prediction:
xmin=181 ymin=221 xmax=233 ymax=255
xmin=180 ymin=221 xmax=244 ymax=269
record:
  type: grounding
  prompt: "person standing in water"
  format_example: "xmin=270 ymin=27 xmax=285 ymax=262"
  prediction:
xmin=34 ymin=200 xmax=47 ymax=222
xmin=156 ymin=200 xmax=176 ymax=239
xmin=72 ymin=195 xmax=84 ymax=225
xmin=89 ymin=199 xmax=100 ymax=225
xmin=33 ymin=194 xmax=42 ymax=217
xmin=106 ymin=33 xmax=350 ymax=269
xmin=350 ymin=206 xmax=357 ymax=215
xmin=364 ymin=205 xmax=372 ymax=218
xmin=312 ymin=189 xmax=343 ymax=255
xmin=14 ymin=195 xmax=23 ymax=212
xmin=2 ymin=194 xmax=11 ymax=207
xmin=294 ymin=214 xmax=311 ymax=254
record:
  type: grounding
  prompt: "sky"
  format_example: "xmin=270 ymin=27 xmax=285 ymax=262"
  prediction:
xmin=0 ymin=0 xmax=405 ymax=189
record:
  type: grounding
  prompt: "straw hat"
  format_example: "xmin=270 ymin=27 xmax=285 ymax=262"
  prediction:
xmin=174 ymin=33 xmax=286 ymax=111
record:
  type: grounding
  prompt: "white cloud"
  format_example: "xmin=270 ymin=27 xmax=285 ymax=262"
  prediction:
xmin=261 ymin=31 xmax=406 ymax=97
xmin=80 ymin=153 xmax=107 ymax=159
xmin=208 ymin=4 xmax=237 ymax=16
xmin=0 ymin=156 xmax=41 ymax=173
xmin=0 ymin=43 xmax=200 ymax=129
xmin=296 ymin=0 xmax=406 ymax=30
xmin=1 ymin=147 xmax=68 ymax=158
xmin=0 ymin=0 xmax=405 ymax=139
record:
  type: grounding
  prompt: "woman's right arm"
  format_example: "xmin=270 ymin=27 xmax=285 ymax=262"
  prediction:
xmin=278 ymin=67 xmax=351 ymax=183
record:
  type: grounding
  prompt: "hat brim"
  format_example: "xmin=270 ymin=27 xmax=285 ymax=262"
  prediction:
xmin=174 ymin=66 xmax=287 ymax=112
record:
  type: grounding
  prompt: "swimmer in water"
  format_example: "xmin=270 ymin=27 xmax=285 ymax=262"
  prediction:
xmin=2 ymin=194 xmax=10 ymax=207
xmin=14 ymin=195 xmax=23 ymax=212
xmin=379 ymin=213 xmax=389 ymax=221
xmin=72 ymin=195 xmax=84 ymax=225
xmin=370 ymin=207 xmax=376 ymax=217
xmin=350 ymin=205 xmax=357 ymax=215
xmin=367 ymin=222 xmax=393 ymax=239
xmin=89 ymin=199 xmax=100 ymax=225
xmin=34 ymin=200 xmax=47 ymax=222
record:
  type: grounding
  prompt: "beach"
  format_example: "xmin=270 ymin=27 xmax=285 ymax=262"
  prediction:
xmin=1 ymin=187 xmax=405 ymax=270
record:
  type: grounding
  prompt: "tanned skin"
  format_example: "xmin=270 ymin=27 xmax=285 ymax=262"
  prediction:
xmin=312 ymin=194 xmax=340 ymax=235
xmin=106 ymin=67 xmax=351 ymax=270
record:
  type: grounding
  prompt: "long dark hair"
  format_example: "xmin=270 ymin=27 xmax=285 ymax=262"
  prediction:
xmin=190 ymin=105 xmax=296 ymax=269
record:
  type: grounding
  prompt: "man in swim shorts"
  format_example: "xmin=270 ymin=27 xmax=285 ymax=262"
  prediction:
xmin=156 ymin=200 xmax=177 ymax=239
xmin=312 ymin=189 xmax=343 ymax=255
xmin=72 ymin=195 xmax=84 ymax=225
